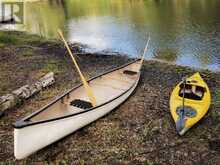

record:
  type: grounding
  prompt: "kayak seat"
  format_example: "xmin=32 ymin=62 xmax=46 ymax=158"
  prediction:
xmin=123 ymin=70 xmax=137 ymax=75
xmin=70 ymin=99 xmax=93 ymax=109
xmin=196 ymin=86 xmax=206 ymax=96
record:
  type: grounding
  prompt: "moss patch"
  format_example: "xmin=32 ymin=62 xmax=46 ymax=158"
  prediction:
xmin=20 ymin=48 xmax=34 ymax=57
xmin=42 ymin=60 xmax=66 ymax=74
xmin=216 ymin=90 xmax=220 ymax=106
xmin=0 ymin=31 xmax=47 ymax=46
xmin=0 ymin=32 xmax=18 ymax=44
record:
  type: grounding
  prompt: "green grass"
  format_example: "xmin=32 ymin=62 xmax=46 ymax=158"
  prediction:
xmin=0 ymin=32 xmax=18 ymax=44
xmin=44 ymin=62 xmax=60 ymax=73
xmin=0 ymin=43 xmax=5 ymax=48
xmin=145 ymin=159 xmax=154 ymax=165
xmin=19 ymin=48 xmax=34 ymax=58
xmin=216 ymin=90 xmax=220 ymax=106
xmin=0 ymin=31 xmax=47 ymax=46
xmin=214 ymin=90 xmax=220 ymax=126
xmin=154 ymin=48 xmax=177 ymax=62
xmin=42 ymin=60 xmax=66 ymax=74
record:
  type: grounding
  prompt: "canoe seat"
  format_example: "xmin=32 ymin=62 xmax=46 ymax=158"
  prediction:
xmin=70 ymin=99 xmax=93 ymax=109
xmin=123 ymin=70 xmax=137 ymax=75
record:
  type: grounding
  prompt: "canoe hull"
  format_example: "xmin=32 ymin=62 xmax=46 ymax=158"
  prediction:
xmin=14 ymin=75 xmax=139 ymax=159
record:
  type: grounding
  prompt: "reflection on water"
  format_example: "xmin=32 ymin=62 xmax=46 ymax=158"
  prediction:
xmin=4 ymin=0 xmax=220 ymax=70
xmin=154 ymin=48 xmax=178 ymax=62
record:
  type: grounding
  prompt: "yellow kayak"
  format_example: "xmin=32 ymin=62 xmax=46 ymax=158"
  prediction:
xmin=170 ymin=72 xmax=211 ymax=135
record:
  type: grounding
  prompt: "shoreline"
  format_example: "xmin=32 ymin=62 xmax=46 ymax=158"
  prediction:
xmin=0 ymin=31 xmax=220 ymax=164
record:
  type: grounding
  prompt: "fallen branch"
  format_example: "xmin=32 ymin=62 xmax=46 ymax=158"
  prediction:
xmin=0 ymin=72 xmax=55 ymax=115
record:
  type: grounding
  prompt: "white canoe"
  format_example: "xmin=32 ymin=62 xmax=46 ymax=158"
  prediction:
xmin=14 ymin=59 xmax=142 ymax=159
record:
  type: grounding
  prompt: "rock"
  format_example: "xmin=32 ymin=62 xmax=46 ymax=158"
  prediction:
xmin=209 ymin=140 xmax=220 ymax=152
xmin=0 ymin=111 xmax=4 ymax=118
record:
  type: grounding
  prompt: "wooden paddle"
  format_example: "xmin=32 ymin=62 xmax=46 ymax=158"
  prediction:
xmin=57 ymin=29 xmax=97 ymax=107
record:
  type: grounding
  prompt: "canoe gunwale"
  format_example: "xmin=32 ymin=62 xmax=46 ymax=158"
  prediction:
xmin=13 ymin=58 xmax=141 ymax=129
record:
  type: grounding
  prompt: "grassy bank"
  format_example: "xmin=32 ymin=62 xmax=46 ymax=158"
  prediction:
xmin=0 ymin=31 xmax=220 ymax=164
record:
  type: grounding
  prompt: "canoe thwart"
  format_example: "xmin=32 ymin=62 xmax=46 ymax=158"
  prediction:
xmin=70 ymin=99 xmax=93 ymax=109
xmin=123 ymin=70 xmax=138 ymax=75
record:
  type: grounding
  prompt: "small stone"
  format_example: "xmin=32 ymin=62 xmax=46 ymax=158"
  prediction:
xmin=0 ymin=111 xmax=4 ymax=118
xmin=152 ymin=126 xmax=160 ymax=132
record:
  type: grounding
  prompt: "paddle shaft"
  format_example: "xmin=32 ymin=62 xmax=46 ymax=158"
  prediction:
xmin=182 ymin=78 xmax=186 ymax=114
xmin=57 ymin=29 xmax=97 ymax=107
xmin=176 ymin=78 xmax=187 ymax=133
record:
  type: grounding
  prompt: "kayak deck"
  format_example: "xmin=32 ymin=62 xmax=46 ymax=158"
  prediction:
xmin=30 ymin=60 xmax=141 ymax=122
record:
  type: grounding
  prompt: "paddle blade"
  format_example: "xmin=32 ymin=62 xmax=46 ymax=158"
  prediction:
xmin=176 ymin=109 xmax=186 ymax=135
xmin=81 ymin=77 xmax=97 ymax=107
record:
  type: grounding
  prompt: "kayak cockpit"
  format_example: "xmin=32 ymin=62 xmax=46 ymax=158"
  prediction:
xmin=179 ymin=83 xmax=206 ymax=101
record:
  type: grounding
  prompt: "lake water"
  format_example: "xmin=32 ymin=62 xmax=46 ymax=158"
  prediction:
xmin=2 ymin=0 xmax=220 ymax=71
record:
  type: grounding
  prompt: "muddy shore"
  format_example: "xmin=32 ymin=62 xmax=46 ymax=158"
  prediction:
xmin=0 ymin=31 xmax=220 ymax=164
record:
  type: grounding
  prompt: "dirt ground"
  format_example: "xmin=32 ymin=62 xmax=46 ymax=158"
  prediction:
xmin=0 ymin=31 xmax=220 ymax=164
